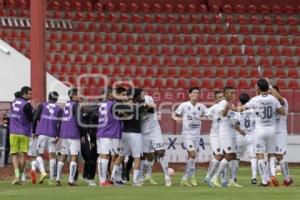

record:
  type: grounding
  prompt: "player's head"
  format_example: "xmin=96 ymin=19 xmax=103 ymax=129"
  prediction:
xmin=223 ymin=86 xmax=235 ymax=101
xmin=48 ymin=91 xmax=59 ymax=103
xmin=127 ymin=88 xmax=144 ymax=103
xmin=20 ymin=86 xmax=32 ymax=100
xmin=68 ymin=88 xmax=79 ymax=101
xmin=213 ymin=90 xmax=224 ymax=103
xmin=14 ymin=91 xmax=21 ymax=99
xmin=113 ymin=86 xmax=127 ymax=102
xmin=239 ymin=92 xmax=250 ymax=105
xmin=188 ymin=87 xmax=200 ymax=102
xmin=257 ymin=79 xmax=269 ymax=93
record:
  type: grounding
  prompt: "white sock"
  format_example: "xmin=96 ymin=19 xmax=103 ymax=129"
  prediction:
xmin=206 ymin=158 xmax=220 ymax=180
xmin=49 ymin=159 xmax=56 ymax=180
xmin=213 ymin=159 xmax=229 ymax=182
xmin=21 ymin=171 xmax=26 ymax=182
xmin=158 ymin=157 xmax=170 ymax=180
xmin=99 ymin=159 xmax=109 ymax=183
xmin=279 ymin=159 xmax=290 ymax=180
xmin=250 ymin=158 xmax=257 ymax=179
xmin=68 ymin=161 xmax=77 ymax=183
xmin=220 ymin=165 xmax=229 ymax=185
xmin=188 ymin=158 xmax=196 ymax=177
xmin=31 ymin=160 xmax=37 ymax=171
xmin=36 ymin=156 xmax=46 ymax=174
xmin=139 ymin=160 xmax=146 ymax=181
xmin=111 ymin=164 xmax=121 ymax=182
xmin=258 ymin=159 xmax=268 ymax=184
xmin=229 ymin=160 xmax=239 ymax=181
xmin=182 ymin=158 xmax=193 ymax=181
xmin=269 ymin=157 xmax=276 ymax=177
xmin=56 ymin=161 xmax=64 ymax=181
xmin=145 ymin=160 xmax=154 ymax=177
xmin=133 ymin=169 xmax=140 ymax=184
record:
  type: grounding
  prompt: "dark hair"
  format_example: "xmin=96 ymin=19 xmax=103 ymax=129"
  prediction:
xmin=214 ymin=90 xmax=222 ymax=96
xmin=127 ymin=88 xmax=143 ymax=99
xmin=189 ymin=87 xmax=199 ymax=93
xmin=115 ymin=86 xmax=127 ymax=94
xmin=20 ymin=86 xmax=32 ymax=96
xmin=239 ymin=93 xmax=250 ymax=105
xmin=14 ymin=91 xmax=21 ymax=98
xmin=68 ymin=88 xmax=78 ymax=99
xmin=48 ymin=91 xmax=59 ymax=102
xmin=257 ymin=79 xmax=269 ymax=92
xmin=272 ymin=85 xmax=280 ymax=93
xmin=223 ymin=86 xmax=235 ymax=93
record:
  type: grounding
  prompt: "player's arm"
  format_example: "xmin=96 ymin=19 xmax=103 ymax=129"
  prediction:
xmin=172 ymin=104 xmax=183 ymax=122
xmin=220 ymin=102 xmax=232 ymax=117
xmin=32 ymin=104 xmax=43 ymax=135
xmin=234 ymin=122 xmax=246 ymax=136
xmin=276 ymin=107 xmax=286 ymax=116
xmin=23 ymin=102 xmax=34 ymax=122
xmin=270 ymin=87 xmax=285 ymax=106
xmin=73 ymin=103 xmax=86 ymax=138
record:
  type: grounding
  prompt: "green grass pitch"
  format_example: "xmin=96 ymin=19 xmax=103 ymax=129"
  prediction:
xmin=0 ymin=167 xmax=299 ymax=200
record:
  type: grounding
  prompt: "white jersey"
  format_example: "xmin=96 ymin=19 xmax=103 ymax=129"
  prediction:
xmin=175 ymin=101 xmax=207 ymax=137
xmin=141 ymin=95 xmax=161 ymax=134
xmin=217 ymin=100 xmax=238 ymax=138
xmin=275 ymin=98 xmax=288 ymax=135
xmin=205 ymin=103 xmax=221 ymax=137
xmin=245 ymin=94 xmax=282 ymax=133
xmin=237 ymin=109 xmax=256 ymax=135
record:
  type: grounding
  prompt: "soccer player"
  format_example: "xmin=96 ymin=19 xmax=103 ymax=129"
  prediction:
xmin=32 ymin=91 xmax=62 ymax=185
xmin=204 ymin=90 xmax=224 ymax=185
xmin=56 ymin=88 xmax=84 ymax=186
xmin=230 ymin=79 xmax=286 ymax=186
xmin=111 ymin=88 xmax=151 ymax=186
xmin=172 ymin=87 xmax=207 ymax=187
xmin=235 ymin=93 xmax=257 ymax=185
xmin=97 ymin=87 xmax=126 ymax=186
xmin=139 ymin=89 xmax=172 ymax=187
xmin=210 ymin=86 xmax=242 ymax=188
xmin=269 ymin=85 xmax=293 ymax=186
xmin=9 ymin=86 xmax=34 ymax=185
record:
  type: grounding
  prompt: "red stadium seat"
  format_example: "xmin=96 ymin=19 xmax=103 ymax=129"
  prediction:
xmin=179 ymin=68 xmax=190 ymax=78
xmin=223 ymin=57 xmax=234 ymax=66
xmin=238 ymin=79 xmax=250 ymax=89
xmin=247 ymin=56 xmax=257 ymax=66
xmin=185 ymin=46 xmax=196 ymax=56
xmin=269 ymin=47 xmax=281 ymax=56
xmin=165 ymin=79 xmax=175 ymax=88
xmin=154 ymin=78 xmax=164 ymax=88
xmin=259 ymin=57 xmax=271 ymax=67
xmin=141 ymin=3 xmax=150 ymax=12
xmin=239 ymin=68 xmax=249 ymax=78
xmin=143 ymin=79 xmax=153 ymax=88
xmin=223 ymin=4 xmax=233 ymax=13
xmin=276 ymin=79 xmax=287 ymax=89
xmin=191 ymin=68 xmax=202 ymax=77
xmin=225 ymin=15 xmax=235 ymax=23
xmin=156 ymin=68 xmax=165 ymax=77
xmin=227 ymin=69 xmax=238 ymax=77
xmin=284 ymin=5 xmax=294 ymax=14
xmin=232 ymin=46 xmax=243 ymax=56
xmin=135 ymin=68 xmax=144 ymax=77
xmin=257 ymin=47 xmax=268 ymax=56
xmin=235 ymin=4 xmax=245 ymax=13
xmin=225 ymin=79 xmax=236 ymax=88
xmin=211 ymin=57 xmax=222 ymax=67
xmin=215 ymin=69 xmax=226 ymax=78
xmin=201 ymin=79 xmax=213 ymax=89
xmin=220 ymin=46 xmax=231 ymax=56
xmin=190 ymin=79 xmax=200 ymax=87
xmin=259 ymin=5 xmax=270 ymax=14
xmin=288 ymin=16 xmax=298 ymax=25
xmin=271 ymin=5 xmax=282 ymax=14
xmin=247 ymin=5 xmax=257 ymax=14
xmin=130 ymin=3 xmax=138 ymax=12
xmin=263 ymin=69 xmax=273 ymax=77
xmin=285 ymin=58 xmax=296 ymax=68
xmin=237 ymin=15 xmax=248 ymax=24
xmin=177 ymin=79 xmax=188 ymax=89
xmin=188 ymin=4 xmax=197 ymax=13
xmin=249 ymin=68 xmax=259 ymax=78
xmin=288 ymin=80 xmax=300 ymax=90
xmin=118 ymin=56 xmax=128 ymax=66
xmin=187 ymin=57 xmax=198 ymax=67
xmin=245 ymin=47 xmax=255 ymax=56
xmin=214 ymin=79 xmax=224 ymax=89
xmin=235 ymin=57 xmax=246 ymax=66
xmin=288 ymin=69 xmax=299 ymax=78
xmin=203 ymin=69 xmax=214 ymax=78
xmin=275 ymin=69 xmax=286 ymax=78
xmin=272 ymin=57 xmax=284 ymax=67
xmin=154 ymin=4 xmax=162 ymax=12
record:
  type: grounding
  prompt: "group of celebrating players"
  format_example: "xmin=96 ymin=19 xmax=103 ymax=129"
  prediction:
xmin=8 ymin=78 xmax=293 ymax=187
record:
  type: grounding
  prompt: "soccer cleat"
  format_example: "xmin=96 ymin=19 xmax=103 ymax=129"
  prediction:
xmin=87 ymin=180 xmax=96 ymax=187
xmin=190 ymin=176 xmax=198 ymax=186
xmin=100 ymin=181 xmax=113 ymax=186
xmin=30 ymin=170 xmax=36 ymax=184
xmin=113 ymin=181 xmax=125 ymax=186
xmin=68 ymin=182 xmax=78 ymax=186
xmin=165 ymin=178 xmax=172 ymax=187
xmin=204 ymin=177 xmax=214 ymax=187
xmin=11 ymin=177 xmax=22 ymax=185
xmin=144 ymin=176 xmax=158 ymax=185
xmin=251 ymin=178 xmax=257 ymax=185
xmin=38 ymin=172 xmax=48 ymax=184
xmin=55 ymin=180 xmax=61 ymax=186
xmin=210 ymin=177 xmax=221 ymax=188
xmin=180 ymin=180 xmax=192 ymax=187
xmin=228 ymin=180 xmax=243 ymax=188
xmin=221 ymin=182 xmax=229 ymax=187
xmin=282 ymin=177 xmax=293 ymax=187
xmin=48 ymin=179 xmax=54 ymax=186
xmin=270 ymin=176 xmax=280 ymax=187
xmin=258 ymin=181 xmax=272 ymax=187
xmin=132 ymin=182 xmax=143 ymax=187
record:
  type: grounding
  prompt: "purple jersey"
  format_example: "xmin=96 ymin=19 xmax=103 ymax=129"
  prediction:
xmin=60 ymin=101 xmax=81 ymax=139
xmin=36 ymin=102 xmax=62 ymax=138
xmin=97 ymin=100 xmax=123 ymax=139
xmin=9 ymin=98 xmax=31 ymax=136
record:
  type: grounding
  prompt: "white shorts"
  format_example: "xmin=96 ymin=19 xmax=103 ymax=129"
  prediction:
xmin=237 ymin=135 xmax=256 ymax=159
xmin=275 ymin=133 xmax=287 ymax=155
xmin=28 ymin=138 xmax=38 ymax=157
xmin=220 ymin=137 xmax=237 ymax=154
xmin=182 ymin=137 xmax=200 ymax=152
xmin=210 ymin=135 xmax=222 ymax=155
xmin=37 ymin=135 xmax=57 ymax=154
xmin=61 ymin=139 xmax=81 ymax=155
xmin=97 ymin=138 xmax=120 ymax=155
xmin=119 ymin=132 xmax=142 ymax=158
xmin=142 ymin=131 xmax=164 ymax=153
xmin=254 ymin=132 xmax=275 ymax=154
